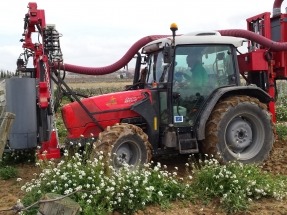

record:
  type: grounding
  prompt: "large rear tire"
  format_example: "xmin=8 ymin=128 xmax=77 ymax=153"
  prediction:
xmin=202 ymin=95 xmax=274 ymax=164
xmin=91 ymin=123 xmax=152 ymax=170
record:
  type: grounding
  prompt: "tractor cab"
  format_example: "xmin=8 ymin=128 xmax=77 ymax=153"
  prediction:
xmin=134 ymin=31 xmax=245 ymax=153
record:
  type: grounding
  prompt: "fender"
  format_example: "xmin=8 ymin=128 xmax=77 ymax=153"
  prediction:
xmin=131 ymin=92 xmax=158 ymax=142
xmin=196 ymin=86 xmax=272 ymax=140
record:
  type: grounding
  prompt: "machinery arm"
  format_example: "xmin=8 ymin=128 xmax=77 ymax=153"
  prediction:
xmin=18 ymin=3 xmax=61 ymax=159
xmin=220 ymin=0 xmax=287 ymax=122
xmin=20 ymin=2 xmax=51 ymax=109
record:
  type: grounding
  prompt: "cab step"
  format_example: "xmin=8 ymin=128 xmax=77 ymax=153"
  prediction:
xmin=178 ymin=133 xmax=199 ymax=154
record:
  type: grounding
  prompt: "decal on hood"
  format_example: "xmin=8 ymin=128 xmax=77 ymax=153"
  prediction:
xmin=106 ymin=96 xmax=117 ymax=106
xmin=124 ymin=97 xmax=138 ymax=104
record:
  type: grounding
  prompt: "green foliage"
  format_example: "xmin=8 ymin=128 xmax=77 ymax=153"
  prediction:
xmin=188 ymin=155 xmax=287 ymax=213
xmin=277 ymin=94 xmax=287 ymax=106
xmin=55 ymin=113 xmax=67 ymax=144
xmin=276 ymin=105 xmax=287 ymax=122
xmin=70 ymin=86 xmax=124 ymax=97
xmin=0 ymin=165 xmax=18 ymax=180
xmin=0 ymin=69 xmax=16 ymax=79
xmin=276 ymin=95 xmax=287 ymax=122
xmin=21 ymin=189 xmax=41 ymax=215
xmin=1 ymin=150 xmax=36 ymax=165
xmin=54 ymin=86 xmax=124 ymax=101
xmin=276 ymin=123 xmax=287 ymax=140
xmin=0 ymin=150 xmax=33 ymax=180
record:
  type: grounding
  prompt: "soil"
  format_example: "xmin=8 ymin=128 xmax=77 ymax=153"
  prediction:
xmin=1 ymin=139 xmax=287 ymax=215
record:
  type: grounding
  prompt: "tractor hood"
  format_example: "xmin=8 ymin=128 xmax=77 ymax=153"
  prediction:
xmin=90 ymin=89 xmax=151 ymax=111
xmin=61 ymin=89 xmax=152 ymax=139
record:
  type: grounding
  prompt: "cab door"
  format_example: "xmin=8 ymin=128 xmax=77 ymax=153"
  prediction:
xmin=172 ymin=45 xmax=238 ymax=126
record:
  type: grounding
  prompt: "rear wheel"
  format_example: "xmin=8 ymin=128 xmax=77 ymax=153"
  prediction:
xmin=202 ymin=95 xmax=274 ymax=163
xmin=91 ymin=123 xmax=152 ymax=169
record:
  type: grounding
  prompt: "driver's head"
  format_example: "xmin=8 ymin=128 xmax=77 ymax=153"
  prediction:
xmin=186 ymin=51 xmax=202 ymax=68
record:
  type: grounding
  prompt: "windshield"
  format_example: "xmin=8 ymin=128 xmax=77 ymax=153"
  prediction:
xmin=173 ymin=44 xmax=236 ymax=94
xmin=171 ymin=44 xmax=237 ymax=125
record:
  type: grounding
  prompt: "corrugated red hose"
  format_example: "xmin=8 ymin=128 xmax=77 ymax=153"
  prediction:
xmin=59 ymin=35 xmax=169 ymax=75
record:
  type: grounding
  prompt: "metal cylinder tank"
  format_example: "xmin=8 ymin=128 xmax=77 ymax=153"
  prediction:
xmin=6 ymin=77 xmax=37 ymax=149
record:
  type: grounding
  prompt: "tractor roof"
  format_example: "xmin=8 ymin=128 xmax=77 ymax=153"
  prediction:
xmin=142 ymin=32 xmax=245 ymax=54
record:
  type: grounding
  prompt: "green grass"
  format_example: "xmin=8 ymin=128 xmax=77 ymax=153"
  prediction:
xmin=275 ymin=94 xmax=287 ymax=140
xmin=276 ymin=123 xmax=287 ymax=140
xmin=187 ymin=155 xmax=287 ymax=213
xmin=0 ymin=165 xmax=18 ymax=180
xmin=276 ymin=95 xmax=287 ymax=122
xmin=1 ymin=150 xmax=36 ymax=165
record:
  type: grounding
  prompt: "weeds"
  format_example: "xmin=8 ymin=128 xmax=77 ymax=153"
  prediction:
xmin=276 ymin=94 xmax=287 ymax=122
xmin=18 ymin=149 xmax=287 ymax=215
xmin=276 ymin=123 xmax=287 ymax=140
xmin=21 ymin=150 xmax=188 ymax=214
xmin=0 ymin=150 xmax=34 ymax=180
xmin=1 ymin=150 xmax=36 ymax=165
xmin=187 ymin=155 xmax=287 ymax=213
xmin=276 ymin=105 xmax=287 ymax=122
xmin=0 ymin=165 xmax=18 ymax=180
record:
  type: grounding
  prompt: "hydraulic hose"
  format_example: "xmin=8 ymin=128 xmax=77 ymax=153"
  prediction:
xmin=218 ymin=29 xmax=287 ymax=51
xmin=59 ymin=35 xmax=169 ymax=75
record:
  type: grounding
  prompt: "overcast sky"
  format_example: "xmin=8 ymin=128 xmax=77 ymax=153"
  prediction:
xmin=0 ymin=0 xmax=285 ymax=71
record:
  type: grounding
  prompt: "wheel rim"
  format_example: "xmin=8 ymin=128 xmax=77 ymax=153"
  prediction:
xmin=225 ymin=114 xmax=264 ymax=160
xmin=112 ymin=141 xmax=141 ymax=169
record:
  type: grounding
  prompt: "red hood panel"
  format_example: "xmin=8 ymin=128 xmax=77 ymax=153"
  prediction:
xmin=61 ymin=89 xmax=151 ymax=139
xmin=91 ymin=89 xmax=150 ymax=110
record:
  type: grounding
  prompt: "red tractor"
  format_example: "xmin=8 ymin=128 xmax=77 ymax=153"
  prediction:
xmin=5 ymin=0 xmax=287 ymax=168
xmin=62 ymin=29 xmax=275 ymax=168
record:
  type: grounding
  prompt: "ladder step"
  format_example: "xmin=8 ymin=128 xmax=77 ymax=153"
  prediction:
xmin=177 ymin=131 xmax=199 ymax=154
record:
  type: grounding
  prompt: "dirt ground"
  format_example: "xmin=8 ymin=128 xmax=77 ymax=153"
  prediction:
xmin=1 ymin=139 xmax=287 ymax=215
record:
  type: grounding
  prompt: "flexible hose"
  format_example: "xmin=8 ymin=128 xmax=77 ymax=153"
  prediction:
xmin=273 ymin=0 xmax=284 ymax=8
xmin=219 ymin=29 xmax=287 ymax=51
xmin=273 ymin=0 xmax=284 ymax=16
xmin=59 ymin=35 xmax=169 ymax=75
xmin=58 ymin=26 xmax=287 ymax=75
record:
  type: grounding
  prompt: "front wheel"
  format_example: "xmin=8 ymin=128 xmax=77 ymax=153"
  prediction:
xmin=202 ymin=95 xmax=274 ymax=164
xmin=91 ymin=123 xmax=152 ymax=170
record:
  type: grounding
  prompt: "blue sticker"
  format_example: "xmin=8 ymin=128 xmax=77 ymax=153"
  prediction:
xmin=174 ymin=116 xmax=183 ymax=123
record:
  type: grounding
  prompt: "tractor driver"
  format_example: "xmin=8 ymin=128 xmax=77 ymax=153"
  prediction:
xmin=174 ymin=51 xmax=208 ymax=92
xmin=172 ymin=49 xmax=208 ymax=124
xmin=186 ymin=52 xmax=208 ymax=92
